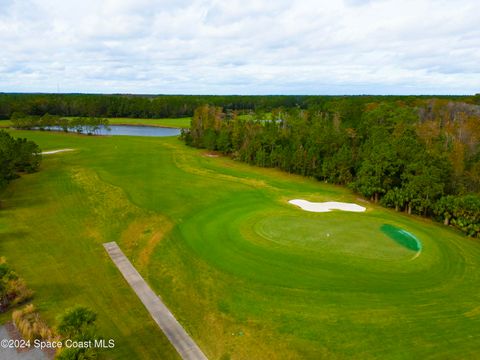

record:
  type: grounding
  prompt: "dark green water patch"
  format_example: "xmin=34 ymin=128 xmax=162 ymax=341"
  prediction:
xmin=381 ymin=224 xmax=422 ymax=252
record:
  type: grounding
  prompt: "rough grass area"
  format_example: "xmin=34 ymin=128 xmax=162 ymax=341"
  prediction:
xmin=1 ymin=130 xmax=480 ymax=359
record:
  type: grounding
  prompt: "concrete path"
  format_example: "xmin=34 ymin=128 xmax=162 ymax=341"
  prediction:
xmin=103 ymin=242 xmax=207 ymax=360
xmin=0 ymin=325 xmax=49 ymax=360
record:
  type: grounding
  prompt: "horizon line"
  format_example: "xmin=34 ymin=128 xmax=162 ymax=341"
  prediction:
xmin=1 ymin=92 xmax=477 ymax=97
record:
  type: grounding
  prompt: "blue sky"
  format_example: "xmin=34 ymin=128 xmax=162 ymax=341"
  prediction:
xmin=0 ymin=0 xmax=479 ymax=95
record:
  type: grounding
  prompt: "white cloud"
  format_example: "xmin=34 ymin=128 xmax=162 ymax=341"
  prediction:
xmin=0 ymin=0 xmax=479 ymax=94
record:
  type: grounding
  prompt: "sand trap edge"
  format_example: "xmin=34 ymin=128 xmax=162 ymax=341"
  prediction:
xmin=41 ymin=148 xmax=75 ymax=155
xmin=289 ymin=199 xmax=366 ymax=213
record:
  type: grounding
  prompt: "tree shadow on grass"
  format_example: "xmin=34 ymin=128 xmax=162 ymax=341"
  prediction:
xmin=0 ymin=231 xmax=30 ymax=248
xmin=36 ymin=281 xmax=84 ymax=304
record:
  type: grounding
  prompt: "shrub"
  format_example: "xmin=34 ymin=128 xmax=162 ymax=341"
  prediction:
xmin=56 ymin=306 xmax=100 ymax=360
xmin=56 ymin=345 xmax=98 ymax=360
xmin=12 ymin=304 xmax=55 ymax=342
xmin=0 ymin=259 xmax=34 ymax=312
xmin=7 ymin=278 xmax=34 ymax=307
xmin=57 ymin=306 xmax=97 ymax=339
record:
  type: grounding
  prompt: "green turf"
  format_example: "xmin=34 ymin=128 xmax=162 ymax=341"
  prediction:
xmin=105 ymin=117 xmax=191 ymax=128
xmin=1 ymin=130 xmax=480 ymax=359
xmin=0 ymin=119 xmax=11 ymax=127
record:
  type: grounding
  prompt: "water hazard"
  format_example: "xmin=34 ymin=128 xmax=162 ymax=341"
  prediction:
xmin=39 ymin=125 xmax=181 ymax=137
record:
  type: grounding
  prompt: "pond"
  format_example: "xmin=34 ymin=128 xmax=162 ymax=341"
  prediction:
xmin=38 ymin=125 xmax=181 ymax=137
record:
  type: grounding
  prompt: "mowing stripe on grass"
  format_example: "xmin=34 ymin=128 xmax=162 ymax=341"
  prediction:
xmin=103 ymin=242 xmax=207 ymax=360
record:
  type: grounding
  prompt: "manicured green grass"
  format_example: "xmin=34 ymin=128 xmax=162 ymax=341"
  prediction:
xmin=105 ymin=117 xmax=191 ymax=128
xmin=0 ymin=119 xmax=11 ymax=127
xmin=0 ymin=132 xmax=180 ymax=359
xmin=1 ymin=130 xmax=480 ymax=359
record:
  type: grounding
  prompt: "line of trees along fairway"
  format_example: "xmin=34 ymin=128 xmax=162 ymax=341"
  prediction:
xmin=10 ymin=113 xmax=110 ymax=135
xmin=183 ymin=100 xmax=480 ymax=237
xmin=0 ymin=93 xmax=478 ymax=120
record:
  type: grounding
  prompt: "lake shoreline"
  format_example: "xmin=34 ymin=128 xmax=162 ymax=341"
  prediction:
xmin=108 ymin=122 xmax=181 ymax=129
xmin=6 ymin=124 xmax=181 ymax=137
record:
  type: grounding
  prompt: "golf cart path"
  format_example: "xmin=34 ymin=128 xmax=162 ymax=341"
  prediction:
xmin=103 ymin=242 xmax=208 ymax=360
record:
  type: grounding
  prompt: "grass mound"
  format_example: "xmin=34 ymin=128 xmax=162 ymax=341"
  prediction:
xmin=381 ymin=224 xmax=422 ymax=252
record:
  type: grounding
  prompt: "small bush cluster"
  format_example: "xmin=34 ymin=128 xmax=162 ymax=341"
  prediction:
xmin=0 ymin=259 xmax=34 ymax=312
xmin=12 ymin=304 xmax=55 ymax=342
xmin=11 ymin=304 xmax=101 ymax=359
xmin=56 ymin=306 xmax=100 ymax=360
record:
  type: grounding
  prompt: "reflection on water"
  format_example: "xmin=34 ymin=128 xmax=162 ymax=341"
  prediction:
xmin=40 ymin=125 xmax=181 ymax=137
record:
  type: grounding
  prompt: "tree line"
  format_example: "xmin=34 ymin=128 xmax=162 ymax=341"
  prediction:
xmin=10 ymin=113 xmax=110 ymax=135
xmin=182 ymin=100 xmax=480 ymax=237
xmin=0 ymin=130 xmax=41 ymax=195
xmin=1 ymin=93 xmax=478 ymax=120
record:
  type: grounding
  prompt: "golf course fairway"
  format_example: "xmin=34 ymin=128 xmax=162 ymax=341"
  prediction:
xmin=1 ymin=130 xmax=480 ymax=359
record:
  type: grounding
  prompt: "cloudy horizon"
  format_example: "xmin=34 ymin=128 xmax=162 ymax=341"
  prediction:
xmin=0 ymin=0 xmax=479 ymax=95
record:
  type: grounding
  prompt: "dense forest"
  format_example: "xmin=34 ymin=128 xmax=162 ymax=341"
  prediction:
xmin=182 ymin=99 xmax=480 ymax=237
xmin=0 ymin=93 xmax=479 ymax=120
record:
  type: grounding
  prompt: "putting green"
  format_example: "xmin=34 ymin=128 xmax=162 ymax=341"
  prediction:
xmin=254 ymin=214 xmax=417 ymax=261
xmin=2 ymin=130 xmax=480 ymax=359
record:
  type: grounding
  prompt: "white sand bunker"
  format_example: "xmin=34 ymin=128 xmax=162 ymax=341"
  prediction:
xmin=41 ymin=148 xmax=75 ymax=155
xmin=203 ymin=152 xmax=220 ymax=158
xmin=289 ymin=199 xmax=366 ymax=213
